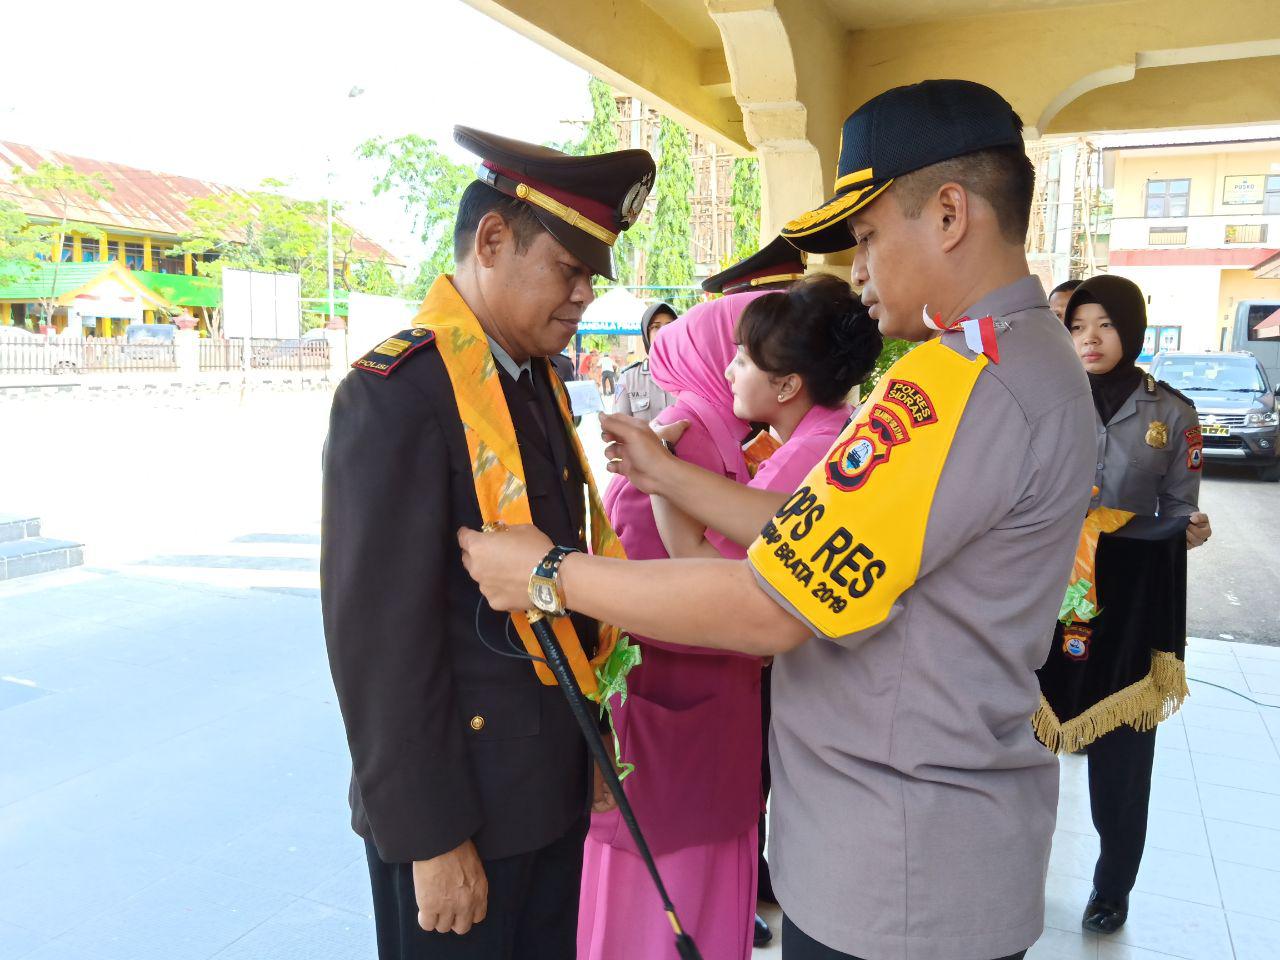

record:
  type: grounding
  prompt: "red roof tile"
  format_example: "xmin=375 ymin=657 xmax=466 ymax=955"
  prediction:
xmin=0 ymin=141 xmax=401 ymax=266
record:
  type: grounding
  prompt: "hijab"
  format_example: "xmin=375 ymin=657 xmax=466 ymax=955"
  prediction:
xmin=604 ymin=293 xmax=771 ymax=562
xmin=639 ymin=301 xmax=677 ymax=353
xmin=1063 ymin=275 xmax=1148 ymax=424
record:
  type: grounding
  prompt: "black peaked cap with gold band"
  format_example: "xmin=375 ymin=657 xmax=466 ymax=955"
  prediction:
xmin=454 ymin=126 xmax=655 ymax=281
xmin=780 ymin=79 xmax=1025 ymax=255
xmin=702 ymin=235 xmax=807 ymax=295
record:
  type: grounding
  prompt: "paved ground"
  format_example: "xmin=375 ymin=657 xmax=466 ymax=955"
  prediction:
xmin=3 ymin=389 xmax=1280 ymax=959
xmin=1189 ymin=463 xmax=1280 ymax=646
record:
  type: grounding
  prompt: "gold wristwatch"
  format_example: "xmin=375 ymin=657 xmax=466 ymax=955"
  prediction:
xmin=528 ymin=546 xmax=579 ymax=617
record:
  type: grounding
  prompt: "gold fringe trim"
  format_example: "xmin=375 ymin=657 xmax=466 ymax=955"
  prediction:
xmin=1033 ymin=650 xmax=1189 ymax=754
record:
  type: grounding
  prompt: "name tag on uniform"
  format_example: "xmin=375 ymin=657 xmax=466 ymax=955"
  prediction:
xmin=565 ymin=380 xmax=604 ymax=416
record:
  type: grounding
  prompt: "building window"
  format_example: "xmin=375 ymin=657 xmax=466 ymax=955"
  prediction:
xmin=1266 ymin=176 xmax=1280 ymax=216
xmin=1146 ymin=179 xmax=1190 ymax=218
xmin=1149 ymin=226 xmax=1188 ymax=245
xmin=1225 ymin=224 xmax=1269 ymax=244
xmin=81 ymin=238 xmax=99 ymax=263
xmin=61 ymin=237 xmax=74 ymax=262
xmin=125 ymin=242 xmax=145 ymax=270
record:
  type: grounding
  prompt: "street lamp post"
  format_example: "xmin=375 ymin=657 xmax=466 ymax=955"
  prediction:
xmin=327 ymin=86 xmax=366 ymax=333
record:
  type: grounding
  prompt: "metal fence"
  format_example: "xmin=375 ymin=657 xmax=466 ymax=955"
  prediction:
xmin=198 ymin=339 xmax=245 ymax=371
xmin=246 ymin=337 xmax=330 ymax=371
xmin=0 ymin=336 xmax=176 ymax=375
xmin=0 ymin=335 xmax=331 ymax=376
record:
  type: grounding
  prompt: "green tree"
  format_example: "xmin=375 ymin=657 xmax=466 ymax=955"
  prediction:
xmin=864 ymin=339 xmax=914 ymax=397
xmin=359 ymin=135 xmax=473 ymax=293
xmin=0 ymin=163 xmax=113 ymax=323
xmin=729 ymin=156 xmax=761 ymax=265
xmin=645 ymin=117 xmax=696 ymax=309
xmin=170 ymin=179 xmax=373 ymax=335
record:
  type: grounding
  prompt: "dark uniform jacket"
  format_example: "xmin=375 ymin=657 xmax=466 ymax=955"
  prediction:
xmin=321 ymin=338 xmax=596 ymax=865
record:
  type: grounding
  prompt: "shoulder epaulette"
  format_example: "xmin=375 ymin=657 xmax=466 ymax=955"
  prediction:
xmin=352 ymin=328 xmax=436 ymax=377
xmin=1155 ymin=378 xmax=1196 ymax=409
xmin=620 ymin=360 xmax=644 ymax=375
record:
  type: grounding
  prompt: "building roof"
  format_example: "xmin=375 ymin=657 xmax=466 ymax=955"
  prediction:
xmin=0 ymin=141 xmax=401 ymax=266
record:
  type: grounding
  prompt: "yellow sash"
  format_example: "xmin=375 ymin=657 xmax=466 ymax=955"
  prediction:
xmin=748 ymin=339 xmax=986 ymax=638
xmin=412 ymin=276 xmax=623 ymax=696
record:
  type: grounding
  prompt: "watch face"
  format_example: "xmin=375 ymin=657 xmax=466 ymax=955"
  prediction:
xmin=532 ymin=580 xmax=557 ymax=611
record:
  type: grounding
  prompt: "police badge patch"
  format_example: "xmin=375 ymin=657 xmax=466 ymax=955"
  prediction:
xmin=1145 ymin=420 xmax=1168 ymax=449
xmin=1062 ymin=623 xmax=1091 ymax=661
xmin=1185 ymin=426 xmax=1204 ymax=470
xmin=825 ymin=379 xmax=939 ymax=492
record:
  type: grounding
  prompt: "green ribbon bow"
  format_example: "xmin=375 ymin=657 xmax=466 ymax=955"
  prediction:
xmin=593 ymin=634 xmax=643 ymax=780
xmin=1058 ymin=578 xmax=1098 ymax=625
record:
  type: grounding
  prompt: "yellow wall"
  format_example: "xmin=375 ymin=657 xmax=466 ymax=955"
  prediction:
xmin=1051 ymin=56 xmax=1280 ymax=135
xmin=1218 ymin=269 xmax=1280 ymax=348
xmin=1113 ymin=145 xmax=1280 ymax=218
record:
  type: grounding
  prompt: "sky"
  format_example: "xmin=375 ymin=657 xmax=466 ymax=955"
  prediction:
xmin=0 ymin=0 xmax=594 ymax=265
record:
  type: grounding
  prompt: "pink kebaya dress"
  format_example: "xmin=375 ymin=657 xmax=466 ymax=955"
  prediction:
xmin=578 ymin=292 xmax=852 ymax=960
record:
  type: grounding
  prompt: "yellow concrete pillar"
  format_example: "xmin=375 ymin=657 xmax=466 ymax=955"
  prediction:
xmin=183 ymin=252 xmax=193 ymax=276
xmin=118 ymin=238 xmax=127 ymax=263
xmin=72 ymin=235 xmax=83 ymax=263
xmin=143 ymin=236 xmax=153 ymax=272
xmin=51 ymin=235 xmax=62 ymax=262
xmin=0 ymin=303 xmax=11 ymax=325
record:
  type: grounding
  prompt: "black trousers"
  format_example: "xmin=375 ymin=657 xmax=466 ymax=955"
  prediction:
xmin=1087 ymin=722 xmax=1158 ymax=900
xmin=782 ymin=916 xmax=1026 ymax=960
xmin=364 ymin=817 xmax=588 ymax=960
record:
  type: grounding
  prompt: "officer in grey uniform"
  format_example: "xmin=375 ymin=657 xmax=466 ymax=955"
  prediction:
xmin=1062 ymin=274 xmax=1211 ymax=936
xmin=615 ymin=302 xmax=677 ymax=422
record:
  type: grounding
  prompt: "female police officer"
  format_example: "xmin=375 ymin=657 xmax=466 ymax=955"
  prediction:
xmin=1058 ymin=274 xmax=1212 ymax=935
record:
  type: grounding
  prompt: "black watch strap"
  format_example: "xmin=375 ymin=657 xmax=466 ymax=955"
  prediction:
xmin=535 ymin=545 xmax=580 ymax=580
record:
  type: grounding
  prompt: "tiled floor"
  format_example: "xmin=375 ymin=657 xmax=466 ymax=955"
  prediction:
xmin=1 ymin=539 xmax=1278 ymax=960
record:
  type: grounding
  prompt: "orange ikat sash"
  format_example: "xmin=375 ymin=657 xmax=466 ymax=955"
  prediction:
xmin=412 ymin=276 xmax=624 ymax=696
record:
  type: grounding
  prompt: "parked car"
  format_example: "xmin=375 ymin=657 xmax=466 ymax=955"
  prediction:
xmin=122 ymin=322 xmax=177 ymax=363
xmin=0 ymin=326 xmax=80 ymax=374
xmin=1150 ymin=351 xmax=1280 ymax=481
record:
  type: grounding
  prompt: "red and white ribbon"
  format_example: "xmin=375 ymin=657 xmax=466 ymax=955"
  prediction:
xmin=922 ymin=307 xmax=1000 ymax=364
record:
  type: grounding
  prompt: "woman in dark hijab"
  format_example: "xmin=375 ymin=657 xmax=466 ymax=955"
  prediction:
xmin=1040 ymin=275 xmax=1212 ymax=936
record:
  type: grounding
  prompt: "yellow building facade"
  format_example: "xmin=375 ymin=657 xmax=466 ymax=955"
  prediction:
xmin=1105 ymin=137 xmax=1280 ymax=351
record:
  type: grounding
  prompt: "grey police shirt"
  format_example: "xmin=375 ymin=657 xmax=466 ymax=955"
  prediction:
xmin=1091 ymin=378 xmax=1201 ymax=517
xmin=614 ymin=359 xmax=675 ymax=423
xmin=751 ymin=276 xmax=1096 ymax=960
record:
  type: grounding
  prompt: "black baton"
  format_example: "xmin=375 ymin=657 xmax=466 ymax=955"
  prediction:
xmin=526 ymin=611 xmax=703 ymax=960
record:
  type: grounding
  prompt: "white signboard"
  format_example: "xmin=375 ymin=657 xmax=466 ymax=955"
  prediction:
xmin=347 ymin=291 xmax=418 ymax=360
xmin=223 ymin=269 xmax=301 ymax=339
xmin=1222 ymin=175 xmax=1265 ymax=206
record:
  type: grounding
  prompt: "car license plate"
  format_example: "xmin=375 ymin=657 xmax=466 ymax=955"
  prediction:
xmin=1201 ymin=423 xmax=1229 ymax=436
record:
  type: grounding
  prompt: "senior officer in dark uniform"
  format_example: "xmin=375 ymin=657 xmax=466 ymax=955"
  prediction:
xmin=702 ymin=234 xmax=807 ymax=296
xmin=321 ymin=127 xmax=653 ymax=959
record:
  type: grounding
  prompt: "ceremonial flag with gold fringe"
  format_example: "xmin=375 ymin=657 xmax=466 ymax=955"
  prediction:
xmin=1034 ymin=514 xmax=1190 ymax=754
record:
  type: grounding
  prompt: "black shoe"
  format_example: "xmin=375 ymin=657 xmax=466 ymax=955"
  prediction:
xmin=1082 ymin=889 xmax=1128 ymax=934
xmin=754 ymin=914 xmax=773 ymax=947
